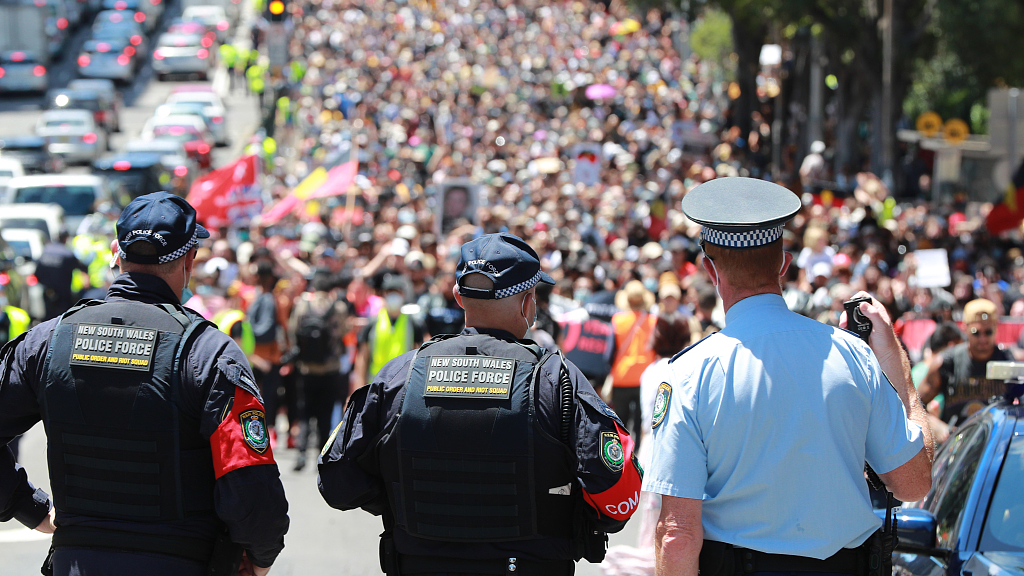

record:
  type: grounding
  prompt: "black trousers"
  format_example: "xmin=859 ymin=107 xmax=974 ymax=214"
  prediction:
xmin=295 ymin=371 xmax=342 ymax=453
xmin=611 ymin=386 xmax=642 ymax=449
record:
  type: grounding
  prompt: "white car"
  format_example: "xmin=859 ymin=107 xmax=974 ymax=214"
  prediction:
xmin=0 ymin=203 xmax=65 ymax=243
xmin=140 ymin=113 xmax=209 ymax=142
xmin=0 ymin=157 xmax=26 ymax=192
xmin=35 ymin=109 xmax=107 ymax=164
xmin=181 ymin=5 xmax=230 ymax=41
xmin=5 ymin=174 xmax=112 ymax=233
xmin=0 ymin=227 xmax=47 ymax=263
xmin=165 ymin=87 xmax=227 ymax=145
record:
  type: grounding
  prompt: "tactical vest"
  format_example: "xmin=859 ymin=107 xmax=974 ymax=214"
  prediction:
xmin=942 ymin=343 xmax=1013 ymax=421
xmin=380 ymin=333 xmax=575 ymax=544
xmin=41 ymin=299 xmax=216 ymax=524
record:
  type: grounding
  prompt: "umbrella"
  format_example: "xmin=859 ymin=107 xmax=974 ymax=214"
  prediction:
xmin=585 ymin=83 xmax=616 ymax=100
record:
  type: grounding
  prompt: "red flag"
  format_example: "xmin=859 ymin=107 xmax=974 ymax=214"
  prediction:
xmin=986 ymin=158 xmax=1024 ymax=235
xmin=187 ymin=155 xmax=262 ymax=228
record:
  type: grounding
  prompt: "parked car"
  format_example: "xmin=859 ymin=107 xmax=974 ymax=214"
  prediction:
xmin=91 ymin=152 xmax=170 ymax=200
xmin=0 ymin=135 xmax=65 ymax=174
xmin=66 ymin=79 xmax=123 ymax=132
xmin=77 ymin=38 xmax=137 ymax=84
xmin=46 ymin=87 xmax=121 ymax=133
xmin=153 ymin=32 xmax=213 ymax=80
xmin=0 ymin=50 xmax=48 ymax=94
xmin=892 ymin=382 xmax=1024 ymax=575
xmin=154 ymin=101 xmax=226 ymax=145
xmin=4 ymin=174 xmax=112 ymax=232
xmin=35 ymin=109 xmax=107 ymax=164
xmin=181 ymin=5 xmax=229 ymax=42
xmin=0 ymin=157 xmax=26 ymax=191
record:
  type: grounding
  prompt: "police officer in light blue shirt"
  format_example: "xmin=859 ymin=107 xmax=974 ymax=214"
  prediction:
xmin=644 ymin=178 xmax=935 ymax=576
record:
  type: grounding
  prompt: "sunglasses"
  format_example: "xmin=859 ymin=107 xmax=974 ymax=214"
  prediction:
xmin=969 ymin=327 xmax=994 ymax=337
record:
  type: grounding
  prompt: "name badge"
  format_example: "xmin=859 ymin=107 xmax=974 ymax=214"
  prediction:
xmin=69 ymin=323 xmax=158 ymax=372
xmin=424 ymin=355 xmax=516 ymax=399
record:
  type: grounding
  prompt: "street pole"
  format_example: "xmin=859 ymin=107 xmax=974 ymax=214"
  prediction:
xmin=881 ymin=0 xmax=894 ymax=186
xmin=1010 ymin=88 xmax=1019 ymax=179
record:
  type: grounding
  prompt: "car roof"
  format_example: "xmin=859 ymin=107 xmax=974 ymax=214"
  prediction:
xmin=158 ymin=32 xmax=204 ymax=43
xmin=126 ymin=138 xmax=182 ymax=152
xmin=183 ymin=5 xmax=225 ymax=14
xmin=0 ymin=158 xmax=25 ymax=168
xmin=6 ymin=174 xmax=104 ymax=186
xmin=0 ymin=227 xmax=49 ymax=241
xmin=47 ymin=88 xmax=101 ymax=101
xmin=150 ymin=114 xmax=205 ymax=125
xmin=0 ymin=136 xmax=46 ymax=148
xmin=92 ymin=151 xmax=163 ymax=169
xmin=67 ymin=79 xmax=117 ymax=94
xmin=170 ymin=83 xmax=214 ymax=93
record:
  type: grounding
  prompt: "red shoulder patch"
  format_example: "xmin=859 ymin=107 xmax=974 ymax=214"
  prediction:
xmin=582 ymin=422 xmax=643 ymax=520
xmin=211 ymin=388 xmax=276 ymax=478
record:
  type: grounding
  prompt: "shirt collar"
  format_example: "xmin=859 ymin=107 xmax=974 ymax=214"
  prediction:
xmin=462 ymin=326 xmax=521 ymax=341
xmin=106 ymin=272 xmax=180 ymax=305
xmin=725 ymin=293 xmax=788 ymax=326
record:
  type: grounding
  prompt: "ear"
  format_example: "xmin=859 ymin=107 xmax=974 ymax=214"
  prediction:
xmin=701 ymin=256 xmax=717 ymax=284
xmin=779 ymin=251 xmax=794 ymax=278
xmin=453 ymin=283 xmax=465 ymax=310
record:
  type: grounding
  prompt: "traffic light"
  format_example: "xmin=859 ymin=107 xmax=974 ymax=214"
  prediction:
xmin=267 ymin=0 xmax=286 ymax=22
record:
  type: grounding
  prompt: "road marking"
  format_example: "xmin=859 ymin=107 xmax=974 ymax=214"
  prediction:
xmin=0 ymin=528 xmax=51 ymax=543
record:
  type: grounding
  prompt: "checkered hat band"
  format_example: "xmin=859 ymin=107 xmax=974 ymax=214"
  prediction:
xmin=494 ymin=270 xmax=543 ymax=299
xmin=118 ymin=229 xmax=198 ymax=264
xmin=701 ymin=225 xmax=783 ymax=248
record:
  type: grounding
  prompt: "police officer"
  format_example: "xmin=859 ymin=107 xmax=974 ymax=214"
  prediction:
xmin=644 ymin=178 xmax=934 ymax=576
xmin=921 ymin=298 xmax=1020 ymax=424
xmin=0 ymin=192 xmax=289 ymax=576
xmin=319 ymin=232 xmax=643 ymax=575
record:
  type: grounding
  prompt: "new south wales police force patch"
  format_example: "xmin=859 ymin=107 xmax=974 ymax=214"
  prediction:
xmin=601 ymin=431 xmax=624 ymax=472
xmin=652 ymin=382 xmax=672 ymax=429
xmin=240 ymin=409 xmax=270 ymax=454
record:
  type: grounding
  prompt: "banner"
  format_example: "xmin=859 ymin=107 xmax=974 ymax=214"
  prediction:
xmin=187 ymin=155 xmax=262 ymax=228
xmin=259 ymin=160 xmax=358 ymax=225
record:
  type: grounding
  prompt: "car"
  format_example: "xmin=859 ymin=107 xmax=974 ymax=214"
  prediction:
xmin=153 ymin=32 xmax=214 ymax=80
xmin=35 ymin=109 xmax=107 ymax=164
xmin=154 ymin=101 xmax=227 ymax=145
xmin=0 ymin=202 xmax=64 ymax=243
xmin=165 ymin=87 xmax=227 ymax=137
xmin=126 ymin=140 xmax=197 ymax=196
xmin=0 ymin=233 xmax=34 ymax=318
xmin=141 ymin=114 xmax=213 ymax=168
xmin=77 ymin=38 xmax=137 ymax=84
xmin=99 ymin=0 xmax=161 ymax=31
xmin=181 ymin=5 xmax=229 ymax=42
xmin=4 ymin=174 xmax=113 ymax=233
xmin=91 ymin=152 xmax=171 ymax=200
xmin=0 ymin=157 xmax=26 ymax=191
xmin=891 ymin=376 xmax=1024 ymax=575
xmin=0 ymin=136 xmax=65 ymax=174
xmin=46 ymin=87 xmax=121 ymax=133
xmin=93 ymin=8 xmax=145 ymax=28
xmin=66 ymin=79 xmax=123 ymax=132
xmin=0 ymin=50 xmax=48 ymax=94
xmin=0 ymin=227 xmax=47 ymax=263
xmin=90 ymin=18 xmax=148 ymax=57
xmin=166 ymin=18 xmax=217 ymax=45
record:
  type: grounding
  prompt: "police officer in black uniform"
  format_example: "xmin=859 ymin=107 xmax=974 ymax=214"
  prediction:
xmin=0 ymin=192 xmax=289 ymax=576
xmin=318 ymin=232 xmax=644 ymax=576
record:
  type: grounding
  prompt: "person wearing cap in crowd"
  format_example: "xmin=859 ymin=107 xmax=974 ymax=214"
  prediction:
xmin=318 ymin=232 xmax=642 ymax=576
xmin=608 ymin=280 xmax=657 ymax=447
xmin=921 ymin=298 xmax=1023 ymax=424
xmin=352 ymin=274 xmax=424 ymax=391
xmin=646 ymin=178 xmax=933 ymax=576
xmin=0 ymin=192 xmax=289 ymax=576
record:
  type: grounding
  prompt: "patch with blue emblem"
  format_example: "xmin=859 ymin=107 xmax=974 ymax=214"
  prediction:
xmin=652 ymin=382 xmax=672 ymax=429
xmin=240 ymin=409 xmax=270 ymax=454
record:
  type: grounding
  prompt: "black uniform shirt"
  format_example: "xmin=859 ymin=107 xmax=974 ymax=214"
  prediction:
xmin=318 ymin=326 xmax=643 ymax=562
xmin=0 ymin=272 xmax=289 ymax=567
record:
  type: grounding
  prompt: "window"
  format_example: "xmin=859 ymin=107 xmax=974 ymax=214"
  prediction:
xmin=925 ymin=422 xmax=990 ymax=548
xmin=13 ymin=185 xmax=96 ymax=215
xmin=979 ymin=432 xmax=1024 ymax=552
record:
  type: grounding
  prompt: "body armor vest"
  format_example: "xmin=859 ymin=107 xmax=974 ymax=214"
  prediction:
xmin=41 ymin=299 xmax=216 ymax=522
xmin=381 ymin=333 xmax=575 ymax=543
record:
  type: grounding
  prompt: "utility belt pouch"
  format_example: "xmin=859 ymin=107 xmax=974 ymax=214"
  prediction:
xmin=380 ymin=531 xmax=401 ymax=576
xmin=699 ymin=540 xmax=735 ymax=576
xmin=206 ymin=527 xmax=243 ymax=576
xmin=582 ymin=527 xmax=608 ymax=563
xmin=40 ymin=544 xmax=55 ymax=576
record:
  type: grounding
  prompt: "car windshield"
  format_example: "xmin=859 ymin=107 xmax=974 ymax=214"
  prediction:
xmin=12 ymin=185 xmax=96 ymax=215
xmin=159 ymin=34 xmax=201 ymax=47
xmin=980 ymin=432 xmax=1024 ymax=552
xmin=97 ymin=169 xmax=157 ymax=198
xmin=4 ymin=240 xmax=32 ymax=260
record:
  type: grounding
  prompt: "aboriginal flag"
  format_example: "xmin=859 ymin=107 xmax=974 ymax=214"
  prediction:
xmin=986 ymin=157 xmax=1024 ymax=235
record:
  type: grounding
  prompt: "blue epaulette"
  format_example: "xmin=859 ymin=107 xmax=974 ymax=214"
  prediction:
xmin=669 ymin=332 xmax=718 ymax=364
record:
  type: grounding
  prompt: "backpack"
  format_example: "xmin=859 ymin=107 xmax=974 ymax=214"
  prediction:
xmin=295 ymin=298 xmax=334 ymax=363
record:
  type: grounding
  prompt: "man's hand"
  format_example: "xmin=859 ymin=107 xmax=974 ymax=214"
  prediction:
xmin=34 ymin=506 xmax=56 ymax=534
xmin=238 ymin=552 xmax=271 ymax=576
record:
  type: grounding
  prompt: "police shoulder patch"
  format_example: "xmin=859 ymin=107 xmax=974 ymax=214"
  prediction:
xmin=651 ymin=382 xmax=672 ymax=429
xmin=600 ymin=431 xmax=624 ymax=472
xmin=240 ymin=409 xmax=270 ymax=454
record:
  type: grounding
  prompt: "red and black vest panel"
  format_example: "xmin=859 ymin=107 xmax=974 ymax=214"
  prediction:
xmin=561 ymin=318 xmax=615 ymax=380
xmin=41 ymin=300 xmax=215 ymax=523
xmin=382 ymin=334 xmax=575 ymax=543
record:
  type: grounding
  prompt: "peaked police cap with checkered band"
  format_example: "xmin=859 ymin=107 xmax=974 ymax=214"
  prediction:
xmin=456 ymin=233 xmax=555 ymax=299
xmin=681 ymin=177 xmax=801 ymax=249
xmin=116 ymin=192 xmax=210 ymax=265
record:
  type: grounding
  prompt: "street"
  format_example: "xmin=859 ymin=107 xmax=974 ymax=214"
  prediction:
xmin=0 ymin=421 xmax=639 ymax=575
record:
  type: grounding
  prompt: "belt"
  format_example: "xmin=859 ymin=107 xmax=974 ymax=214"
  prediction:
xmin=52 ymin=525 xmax=214 ymax=565
xmin=728 ymin=545 xmax=863 ymax=574
xmin=398 ymin=554 xmax=574 ymax=576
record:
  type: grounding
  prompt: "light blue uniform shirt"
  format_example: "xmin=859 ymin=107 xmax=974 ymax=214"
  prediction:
xmin=643 ymin=294 xmax=924 ymax=560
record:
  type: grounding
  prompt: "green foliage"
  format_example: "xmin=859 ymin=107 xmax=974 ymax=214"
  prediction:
xmin=904 ymin=45 xmax=983 ymax=130
xmin=690 ymin=8 xmax=734 ymax=63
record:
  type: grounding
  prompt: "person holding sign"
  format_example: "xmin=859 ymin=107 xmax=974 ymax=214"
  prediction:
xmin=319 ymin=232 xmax=643 ymax=576
xmin=0 ymin=192 xmax=289 ymax=576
